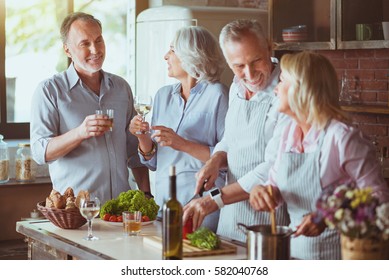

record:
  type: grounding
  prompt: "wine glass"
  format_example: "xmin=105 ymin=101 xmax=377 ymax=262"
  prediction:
xmin=134 ymin=95 xmax=153 ymax=134
xmin=80 ymin=197 xmax=100 ymax=241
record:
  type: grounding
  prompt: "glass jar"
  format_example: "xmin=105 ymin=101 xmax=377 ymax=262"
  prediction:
xmin=0 ymin=134 xmax=9 ymax=183
xmin=15 ymin=143 xmax=35 ymax=182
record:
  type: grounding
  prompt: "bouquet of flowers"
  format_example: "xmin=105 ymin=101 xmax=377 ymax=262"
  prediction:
xmin=315 ymin=182 xmax=389 ymax=240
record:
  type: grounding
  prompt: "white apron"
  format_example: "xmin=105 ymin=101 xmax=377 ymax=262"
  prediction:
xmin=276 ymin=127 xmax=340 ymax=259
xmin=217 ymin=94 xmax=290 ymax=242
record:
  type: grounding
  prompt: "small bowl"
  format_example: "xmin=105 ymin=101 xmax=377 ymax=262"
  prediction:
xmin=282 ymin=25 xmax=308 ymax=42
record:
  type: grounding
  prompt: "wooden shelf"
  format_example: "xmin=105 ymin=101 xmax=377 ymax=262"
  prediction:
xmin=341 ymin=105 xmax=389 ymax=114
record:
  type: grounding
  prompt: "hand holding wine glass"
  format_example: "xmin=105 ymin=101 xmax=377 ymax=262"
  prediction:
xmin=134 ymin=95 xmax=152 ymax=134
xmin=80 ymin=197 xmax=100 ymax=241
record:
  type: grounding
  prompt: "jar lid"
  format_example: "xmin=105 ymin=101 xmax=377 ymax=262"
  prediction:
xmin=0 ymin=134 xmax=7 ymax=147
xmin=18 ymin=143 xmax=30 ymax=147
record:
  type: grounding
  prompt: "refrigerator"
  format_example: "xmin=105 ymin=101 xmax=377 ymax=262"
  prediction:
xmin=135 ymin=5 xmax=268 ymax=98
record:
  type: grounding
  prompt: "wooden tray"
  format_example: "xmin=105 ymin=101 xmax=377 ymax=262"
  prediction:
xmin=143 ymin=236 xmax=237 ymax=257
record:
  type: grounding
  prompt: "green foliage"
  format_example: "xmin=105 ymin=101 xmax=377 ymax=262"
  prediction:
xmin=138 ymin=198 xmax=159 ymax=221
xmin=6 ymin=1 xmax=67 ymax=55
xmin=100 ymin=199 xmax=120 ymax=216
xmin=100 ymin=190 xmax=160 ymax=220
xmin=6 ymin=0 xmax=128 ymax=74
xmin=187 ymin=227 xmax=220 ymax=250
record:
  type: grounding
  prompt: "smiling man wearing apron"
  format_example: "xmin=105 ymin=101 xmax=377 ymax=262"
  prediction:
xmin=183 ymin=19 xmax=290 ymax=243
xmin=249 ymin=51 xmax=389 ymax=259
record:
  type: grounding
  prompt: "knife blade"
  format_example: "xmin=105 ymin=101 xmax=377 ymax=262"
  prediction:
xmin=185 ymin=180 xmax=206 ymax=205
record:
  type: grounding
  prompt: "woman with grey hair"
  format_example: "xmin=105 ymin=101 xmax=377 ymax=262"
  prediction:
xmin=130 ymin=26 xmax=228 ymax=231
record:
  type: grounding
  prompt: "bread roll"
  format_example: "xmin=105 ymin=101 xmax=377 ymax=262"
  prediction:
xmin=63 ymin=187 xmax=75 ymax=199
xmin=49 ymin=189 xmax=61 ymax=198
xmin=44 ymin=188 xmax=89 ymax=209
xmin=45 ymin=196 xmax=55 ymax=208
xmin=65 ymin=196 xmax=77 ymax=209
xmin=76 ymin=190 xmax=90 ymax=208
xmin=52 ymin=194 xmax=66 ymax=209
xmin=47 ymin=189 xmax=65 ymax=209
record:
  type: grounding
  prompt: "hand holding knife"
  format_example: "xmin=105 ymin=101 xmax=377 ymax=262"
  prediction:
xmin=185 ymin=179 xmax=207 ymax=206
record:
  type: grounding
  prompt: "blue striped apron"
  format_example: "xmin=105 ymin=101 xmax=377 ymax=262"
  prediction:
xmin=276 ymin=127 xmax=341 ymax=259
xmin=217 ymin=93 xmax=290 ymax=242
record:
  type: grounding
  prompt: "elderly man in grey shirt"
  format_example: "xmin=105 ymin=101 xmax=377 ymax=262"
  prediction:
xmin=30 ymin=12 xmax=150 ymax=204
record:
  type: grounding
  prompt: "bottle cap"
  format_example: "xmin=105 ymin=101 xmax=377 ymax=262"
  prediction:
xmin=0 ymin=135 xmax=7 ymax=149
xmin=18 ymin=143 xmax=30 ymax=147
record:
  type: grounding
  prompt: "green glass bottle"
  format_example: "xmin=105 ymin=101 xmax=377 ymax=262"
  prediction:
xmin=162 ymin=165 xmax=183 ymax=260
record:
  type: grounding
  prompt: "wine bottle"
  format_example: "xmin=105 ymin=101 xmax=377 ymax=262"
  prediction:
xmin=162 ymin=165 xmax=183 ymax=260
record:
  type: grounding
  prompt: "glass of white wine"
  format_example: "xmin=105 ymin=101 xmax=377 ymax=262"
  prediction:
xmin=80 ymin=197 xmax=100 ymax=241
xmin=134 ymin=95 xmax=153 ymax=134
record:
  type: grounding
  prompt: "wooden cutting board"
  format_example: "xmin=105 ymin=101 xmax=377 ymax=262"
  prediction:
xmin=143 ymin=236 xmax=237 ymax=257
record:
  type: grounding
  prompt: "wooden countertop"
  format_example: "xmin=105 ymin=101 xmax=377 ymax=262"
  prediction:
xmin=16 ymin=219 xmax=247 ymax=260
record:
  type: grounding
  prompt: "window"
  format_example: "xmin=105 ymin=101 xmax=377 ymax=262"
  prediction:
xmin=0 ymin=0 xmax=135 ymax=139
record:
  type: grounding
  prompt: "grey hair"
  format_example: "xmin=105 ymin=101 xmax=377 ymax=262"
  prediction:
xmin=60 ymin=12 xmax=102 ymax=43
xmin=219 ymin=19 xmax=269 ymax=54
xmin=172 ymin=26 xmax=226 ymax=83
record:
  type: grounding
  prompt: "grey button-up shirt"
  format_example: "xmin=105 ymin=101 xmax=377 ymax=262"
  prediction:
xmin=30 ymin=64 xmax=142 ymax=204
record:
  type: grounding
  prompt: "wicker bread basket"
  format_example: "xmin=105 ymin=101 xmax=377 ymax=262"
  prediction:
xmin=37 ymin=201 xmax=87 ymax=229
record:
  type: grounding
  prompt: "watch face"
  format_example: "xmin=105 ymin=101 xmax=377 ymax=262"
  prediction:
xmin=210 ymin=189 xmax=220 ymax=196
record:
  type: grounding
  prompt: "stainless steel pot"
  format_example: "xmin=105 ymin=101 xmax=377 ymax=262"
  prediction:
xmin=238 ymin=223 xmax=294 ymax=260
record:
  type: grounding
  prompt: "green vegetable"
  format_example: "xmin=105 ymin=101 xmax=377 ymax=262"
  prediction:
xmin=187 ymin=227 xmax=220 ymax=250
xmin=100 ymin=190 xmax=159 ymax=220
xmin=100 ymin=199 xmax=120 ymax=216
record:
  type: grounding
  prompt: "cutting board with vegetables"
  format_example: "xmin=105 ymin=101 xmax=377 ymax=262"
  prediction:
xmin=143 ymin=236 xmax=237 ymax=257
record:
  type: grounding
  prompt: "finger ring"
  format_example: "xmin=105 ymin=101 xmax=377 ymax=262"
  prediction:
xmin=204 ymin=179 xmax=208 ymax=183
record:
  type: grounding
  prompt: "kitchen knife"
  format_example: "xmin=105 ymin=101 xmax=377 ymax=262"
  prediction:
xmin=185 ymin=180 xmax=206 ymax=205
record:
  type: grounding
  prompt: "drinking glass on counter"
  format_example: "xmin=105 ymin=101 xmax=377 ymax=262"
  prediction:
xmin=123 ymin=210 xmax=142 ymax=236
xmin=134 ymin=95 xmax=152 ymax=134
xmin=80 ymin=197 xmax=100 ymax=241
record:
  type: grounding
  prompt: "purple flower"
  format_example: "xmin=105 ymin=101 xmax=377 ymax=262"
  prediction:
xmin=315 ymin=183 xmax=387 ymax=239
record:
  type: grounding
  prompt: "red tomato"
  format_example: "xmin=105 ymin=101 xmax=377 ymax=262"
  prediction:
xmin=183 ymin=218 xmax=193 ymax=239
xmin=109 ymin=215 xmax=117 ymax=222
xmin=116 ymin=215 xmax=123 ymax=223
xmin=103 ymin=213 xmax=111 ymax=221
xmin=142 ymin=215 xmax=150 ymax=222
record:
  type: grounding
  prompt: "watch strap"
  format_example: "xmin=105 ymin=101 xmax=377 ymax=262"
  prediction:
xmin=210 ymin=188 xmax=224 ymax=209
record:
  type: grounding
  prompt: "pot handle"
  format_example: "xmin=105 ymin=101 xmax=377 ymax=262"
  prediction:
xmin=237 ymin=222 xmax=248 ymax=234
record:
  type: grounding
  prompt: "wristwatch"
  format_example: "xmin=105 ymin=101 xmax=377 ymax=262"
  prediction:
xmin=209 ymin=188 xmax=224 ymax=209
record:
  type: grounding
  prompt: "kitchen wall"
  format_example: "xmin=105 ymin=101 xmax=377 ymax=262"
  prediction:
xmin=317 ymin=49 xmax=389 ymax=151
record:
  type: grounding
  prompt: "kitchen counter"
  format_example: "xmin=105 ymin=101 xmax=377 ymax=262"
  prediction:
xmin=16 ymin=219 xmax=247 ymax=260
